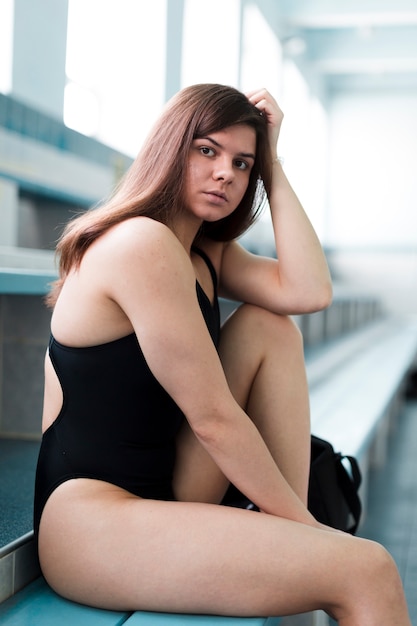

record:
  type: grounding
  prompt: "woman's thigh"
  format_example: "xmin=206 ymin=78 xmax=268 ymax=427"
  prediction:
xmin=38 ymin=478 xmax=377 ymax=618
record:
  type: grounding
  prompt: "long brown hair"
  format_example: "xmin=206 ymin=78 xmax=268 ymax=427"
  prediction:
xmin=47 ymin=84 xmax=272 ymax=305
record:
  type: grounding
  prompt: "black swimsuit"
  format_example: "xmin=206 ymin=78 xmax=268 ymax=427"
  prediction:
xmin=33 ymin=248 xmax=220 ymax=536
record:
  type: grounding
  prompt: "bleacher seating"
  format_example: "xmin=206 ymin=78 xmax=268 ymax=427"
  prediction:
xmin=0 ymin=573 xmax=281 ymax=626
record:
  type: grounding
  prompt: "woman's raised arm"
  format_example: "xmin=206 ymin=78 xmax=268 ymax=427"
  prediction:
xmin=218 ymin=89 xmax=332 ymax=315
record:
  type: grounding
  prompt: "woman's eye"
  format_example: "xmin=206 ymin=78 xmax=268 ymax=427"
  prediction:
xmin=235 ymin=159 xmax=249 ymax=171
xmin=200 ymin=146 xmax=215 ymax=157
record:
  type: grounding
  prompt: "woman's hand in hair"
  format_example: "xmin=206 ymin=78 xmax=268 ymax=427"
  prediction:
xmin=246 ymin=88 xmax=283 ymax=158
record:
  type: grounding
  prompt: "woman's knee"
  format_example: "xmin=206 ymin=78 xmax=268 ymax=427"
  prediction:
xmin=344 ymin=540 xmax=403 ymax=609
xmin=219 ymin=305 xmax=306 ymax=405
xmin=363 ymin=540 xmax=404 ymax=597
xmin=222 ymin=303 xmax=303 ymax=353
xmin=325 ymin=538 xmax=405 ymax=622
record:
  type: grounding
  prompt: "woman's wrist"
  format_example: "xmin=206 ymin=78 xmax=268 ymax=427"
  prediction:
xmin=272 ymin=156 xmax=284 ymax=166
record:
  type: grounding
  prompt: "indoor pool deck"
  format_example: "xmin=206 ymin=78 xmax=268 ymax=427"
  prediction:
xmin=358 ymin=399 xmax=417 ymax=620
xmin=0 ymin=402 xmax=416 ymax=621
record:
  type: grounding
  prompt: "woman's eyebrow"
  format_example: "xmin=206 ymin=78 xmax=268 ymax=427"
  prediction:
xmin=199 ymin=135 xmax=256 ymax=161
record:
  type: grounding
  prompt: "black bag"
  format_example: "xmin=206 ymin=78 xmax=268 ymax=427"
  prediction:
xmin=308 ymin=435 xmax=362 ymax=534
xmin=222 ymin=435 xmax=362 ymax=535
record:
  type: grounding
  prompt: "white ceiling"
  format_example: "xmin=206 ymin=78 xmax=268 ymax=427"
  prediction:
xmin=255 ymin=0 xmax=417 ymax=93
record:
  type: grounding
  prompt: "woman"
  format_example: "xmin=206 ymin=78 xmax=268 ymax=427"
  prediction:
xmin=35 ymin=84 xmax=410 ymax=624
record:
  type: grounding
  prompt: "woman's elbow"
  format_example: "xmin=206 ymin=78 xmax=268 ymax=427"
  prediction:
xmin=314 ymin=280 xmax=333 ymax=311
xmin=297 ymin=279 xmax=333 ymax=314
xmin=190 ymin=410 xmax=233 ymax=451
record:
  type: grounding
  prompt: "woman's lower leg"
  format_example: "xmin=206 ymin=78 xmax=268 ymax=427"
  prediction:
xmin=219 ymin=304 xmax=311 ymax=502
xmin=174 ymin=304 xmax=310 ymax=504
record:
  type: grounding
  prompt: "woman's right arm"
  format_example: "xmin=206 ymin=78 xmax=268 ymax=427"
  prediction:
xmin=105 ymin=218 xmax=316 ymax=526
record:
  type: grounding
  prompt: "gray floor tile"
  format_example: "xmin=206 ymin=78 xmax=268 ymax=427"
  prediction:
xmin=0 ymin=439 xmax=40 ymax=547
xmin=359 ymin=400 xmax=417 ymax=623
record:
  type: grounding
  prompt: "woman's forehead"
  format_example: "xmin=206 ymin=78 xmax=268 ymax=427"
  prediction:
xmin=199 ymin=125 xmax=256 ymax=154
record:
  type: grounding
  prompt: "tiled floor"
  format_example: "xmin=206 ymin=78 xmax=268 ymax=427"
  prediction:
xmin=0 ymin=439 xmax=39 ymax=547
xmin=358 ymin=399 xmax=417 ymax=622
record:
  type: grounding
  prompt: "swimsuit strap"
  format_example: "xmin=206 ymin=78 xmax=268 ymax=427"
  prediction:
xmin=191 ymin=246 xmax=218 ymax=290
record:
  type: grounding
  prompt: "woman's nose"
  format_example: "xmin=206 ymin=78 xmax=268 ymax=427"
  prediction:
xmin=213 ymin=158 xmax=234 ymax=182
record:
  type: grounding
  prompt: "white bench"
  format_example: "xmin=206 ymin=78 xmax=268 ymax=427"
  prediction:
xmin=307 ymin=316 xmax=417 ymax=503
xmin=286 ymin=315 xmax=417 ymax=626
xmin=0 ymin=575 xmax=281 ymax=626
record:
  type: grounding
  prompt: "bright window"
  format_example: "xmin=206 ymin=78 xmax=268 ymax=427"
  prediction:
xmin=0 ymin=0 xmax=14 ymax=94
xmin=181 ymin=0 xmax=241 ymax=88
xmin=65 ymin=0 xmax=167 ymax=156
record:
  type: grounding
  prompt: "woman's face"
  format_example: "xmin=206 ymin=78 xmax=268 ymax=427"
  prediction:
xmin=183 ymin=124 xmax=256 ymax=224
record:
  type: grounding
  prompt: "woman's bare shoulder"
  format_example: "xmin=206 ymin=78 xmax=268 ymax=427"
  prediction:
xmin=105 ymin=216 xmax=178 ymax=249
xmin=94 ymin=217 xmax=193 ymax=296
xmin=89 ymin=216 xmax=187 ymax=272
